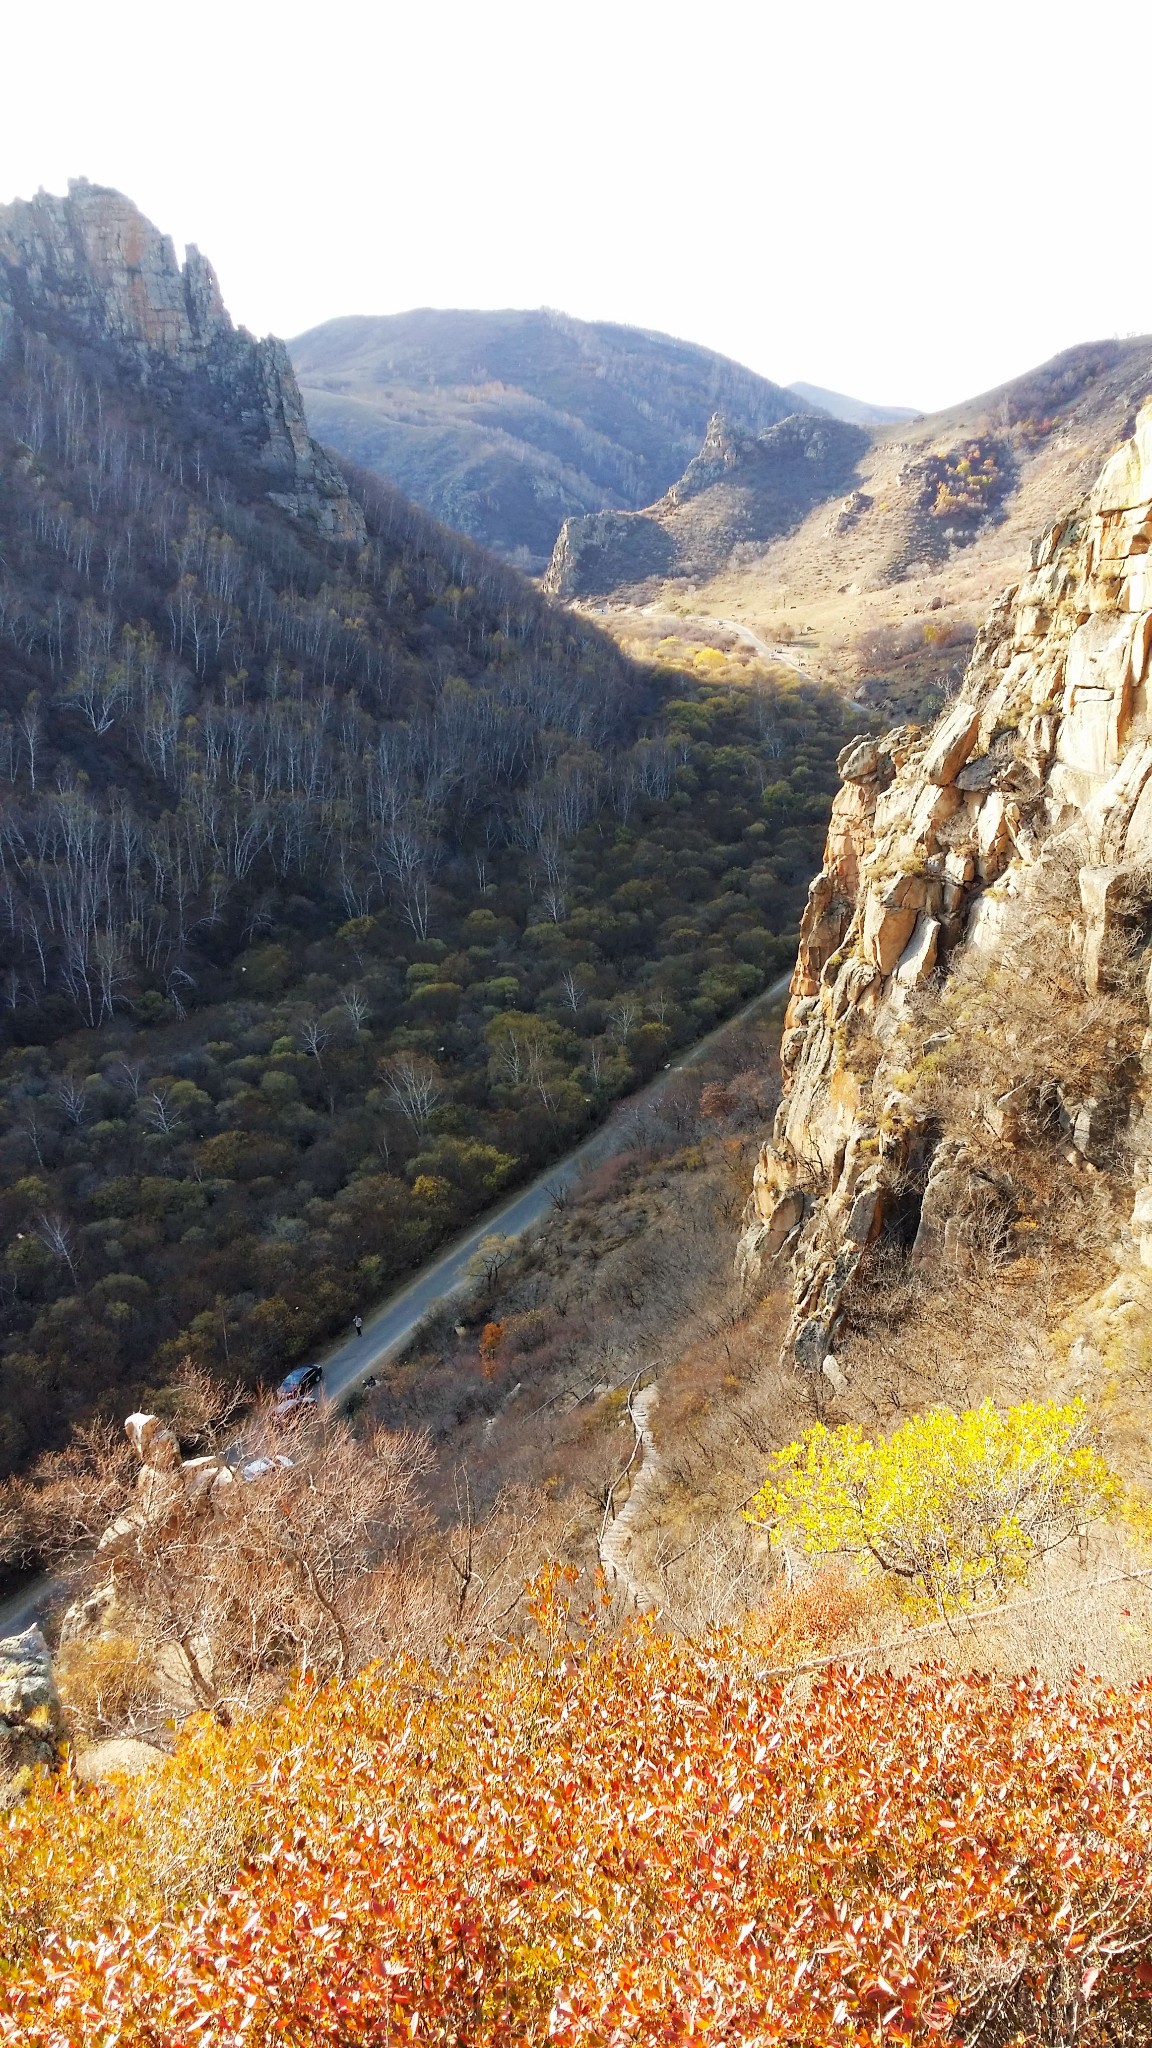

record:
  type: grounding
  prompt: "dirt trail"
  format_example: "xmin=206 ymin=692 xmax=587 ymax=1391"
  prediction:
xmin=599 ymin=1383 xmax=661 ymax=1609
xmin=706 ymin=614 xmax=817 ymax=680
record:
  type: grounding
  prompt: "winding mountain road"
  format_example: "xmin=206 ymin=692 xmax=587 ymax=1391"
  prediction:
xmin=0 ymin=972 xmax=792 ymax=1638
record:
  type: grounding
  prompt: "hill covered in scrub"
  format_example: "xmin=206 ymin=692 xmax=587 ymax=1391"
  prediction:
xmin=5 ymin=1611 xmax=1152 ymax=2046
xmin=0 ymin=182 xmax=849 ymax=1473
xmin=547 ymin=337 xmax=1152 ymax=728
xmin=289 ymin=308 xmax=801 ymax=570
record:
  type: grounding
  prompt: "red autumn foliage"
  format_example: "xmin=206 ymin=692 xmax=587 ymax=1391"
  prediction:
xmin=3 ymin=1590 xmax=1152 ymax=2044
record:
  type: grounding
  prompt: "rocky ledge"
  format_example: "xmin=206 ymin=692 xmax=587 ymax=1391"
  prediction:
xmin=740 ymin=398 xmax=1152 ymax=1371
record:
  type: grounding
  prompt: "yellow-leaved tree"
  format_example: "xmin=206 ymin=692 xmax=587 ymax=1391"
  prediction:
xmin=746 ymin=1398 xmax=1120 ymax=1617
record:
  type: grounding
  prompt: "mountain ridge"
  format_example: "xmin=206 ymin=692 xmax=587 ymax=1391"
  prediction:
xmin=289 ymin=308 xmax=802 ymax=569
xmin=0 ymin=177 xmax=363 ymax=544
xmin=787 ymin=379 xmax=921 ymax=426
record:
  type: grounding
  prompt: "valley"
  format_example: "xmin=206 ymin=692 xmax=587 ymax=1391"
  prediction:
xmin=6 ymin=162 xmax=1152 ymax=2048
xmin=0 ymin=183 xmax=850 ymax=1477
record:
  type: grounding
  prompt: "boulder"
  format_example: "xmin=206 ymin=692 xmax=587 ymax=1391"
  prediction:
xmin=821 ymin=1354 xmax=849 ymax=1396
xmin=735 ymin=1189 xmax=805 ymax=1286
xmin=1078 ymin=863 xmax=1148 ymax=993
xmin=894 ymin=915 xmax=940 ymax=991
xmin=1131 ymin=1184 xmax=1152 ymax=1267
xmin=75 ymin=1738 xmax=166 ymax=1785
xmin=911 ymin=1144 xmax=979 ymax=1269
xmin=793 ymin=1315 xmax=836 ymax=1369
xmin=124 ymin=1412 xmax=180 ymax=1469
xmin=862 ymin=883 xmax=919 ymax=974
xmin=836 ymin=736 xmax=880 ymax=783
xmin=0 ymin=1626 xmax=65 ymax=1802
xmin=843 ymin=1179 xmax=885 ymax=1246
xmin=59 ymin=1578 xmax=119 ymax=1645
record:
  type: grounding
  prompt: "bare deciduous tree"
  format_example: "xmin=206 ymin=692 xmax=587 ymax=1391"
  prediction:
xmin=379 ymin=1053 xmax=444 ymax=1134
xmin=34 ymin=1212 xmax=79 ymax=1285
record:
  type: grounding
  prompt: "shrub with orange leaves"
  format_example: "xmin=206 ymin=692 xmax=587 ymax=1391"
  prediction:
xmin=3 ymin=1588 xmax=1152 ymax=2045
xmin=479 ymin=1318 xmax=507 ymax=1360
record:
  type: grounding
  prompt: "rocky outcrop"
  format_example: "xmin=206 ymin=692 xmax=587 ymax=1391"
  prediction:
xmin=79 ymin=1410 xmax=235 ymax=1567
xmin=0 ymin=1626 xmax=64 ymax=1804
xmin=0 ymin=180 xmax=363 ymax=543
xmin=543 ymin=507 xmax=674 ymax=598
xmin=740 ymin=396 xmax=1152 ymax=1363
xmin=543 ymin=411 xmax=869 ymax=597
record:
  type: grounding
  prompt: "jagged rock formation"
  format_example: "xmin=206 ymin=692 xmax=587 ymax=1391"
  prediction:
xmin=740 ymin=398 xmax=1152 ymax=1374
xmin=543 ymin=412 xmax=870 ymax=597
xmin=0 ymin=180 xmax=363 ymax=542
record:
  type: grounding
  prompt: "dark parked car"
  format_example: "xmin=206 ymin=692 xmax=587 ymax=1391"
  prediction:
xmin=273 ymin=1363 xmax=324 ymax=1422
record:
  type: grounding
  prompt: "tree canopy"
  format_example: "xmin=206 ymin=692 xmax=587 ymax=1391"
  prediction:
xmin=747 ymin=1399 xmax=1120 ymax=1615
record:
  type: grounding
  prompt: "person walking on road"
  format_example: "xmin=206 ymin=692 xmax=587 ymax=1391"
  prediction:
xmin=353 ymin=1314 xmax=363 ymax=1338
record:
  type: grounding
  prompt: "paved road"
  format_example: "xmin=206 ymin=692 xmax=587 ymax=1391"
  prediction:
xmin=0 ymin=972 xmax=793 ymax=1638
xmin=319 ymin=968 xmax=791 ymax=1406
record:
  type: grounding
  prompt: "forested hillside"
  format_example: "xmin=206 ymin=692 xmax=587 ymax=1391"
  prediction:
xmin=289 ymin=308 xmax=800 ymax=569
xmin=0 ymin=186 xmax=849 ymax=1473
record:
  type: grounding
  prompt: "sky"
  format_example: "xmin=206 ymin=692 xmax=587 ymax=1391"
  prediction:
xmin=0 ymin=0 xmax=1147 ymax=416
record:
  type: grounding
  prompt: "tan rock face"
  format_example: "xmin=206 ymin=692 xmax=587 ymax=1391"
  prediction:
xmin=0 ymin=181 xmax=364 ymax=546
xmin=921 ymin=700 xmax=982 ymax=786
xmin=0 ymin=181 xmax=230 ymax=357
xmin=737 ymin=396 xmax=1152 ymax=1352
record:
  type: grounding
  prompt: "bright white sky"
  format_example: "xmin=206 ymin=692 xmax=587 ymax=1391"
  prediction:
xmin=0 ymin=0 xmax=1147 ymax=415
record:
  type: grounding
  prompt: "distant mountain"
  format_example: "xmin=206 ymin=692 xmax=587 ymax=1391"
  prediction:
xmin=787 ymin=381 xmax=921 ymax=426
xmin=740 ymin=336 xmax=1152 ymax=613
xmin=289 ymin=310 xmax=800 ymax=570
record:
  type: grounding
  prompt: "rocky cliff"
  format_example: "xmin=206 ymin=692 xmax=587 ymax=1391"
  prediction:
xmin=0 ymin=180 xmax=362 ymax=542
xmin=740 ymin=398 xmax=1152 ymax=1393
xmin=543 ymin=412 xmax=869 ymax=598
